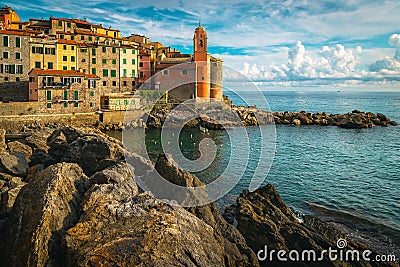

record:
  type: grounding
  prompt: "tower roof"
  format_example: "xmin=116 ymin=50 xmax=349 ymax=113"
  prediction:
xmin=195 ymin=22 xmax=206 ymax=32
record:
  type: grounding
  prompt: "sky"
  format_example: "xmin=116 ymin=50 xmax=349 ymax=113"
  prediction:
xmin=3 ymin=0 xmax=400 ymax=89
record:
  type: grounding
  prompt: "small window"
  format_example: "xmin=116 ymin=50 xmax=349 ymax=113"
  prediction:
xmin=90 ymin=91 xmax=95 ymax=97
xmin=2 ymin=51 xmax=9 ymax=59
xmin=74 ymin=102 xmax=78 ymax=107
xmin=163 ymin=70 xmax=168 ymax=75
xmin=63 ymin=56 xmax=67 ymax=61
xmin=64 ymin=102 xmax=68 ymax=108
xmin=58 ymin=21 xmax=62 ymax=27
xmin=92 ymin=68 xmax=96 ymax=75
xmin=103 ymin=69 xmax=108 ymax=77
xmin=90 ymin=102 xmax=94 ymax=107
xmin=3 ymin=36 xmax=9 ymax=47
xmin=123 ymin=69 xmax=127 ymax=77
xmin=63 ymin=45 xmax=67 ymax=51
xmin=112 ymin=47 xmax=117 ymax=53
xmin=123 ymin=48 xmax=126 ymax=53
xmin=131 ymin=59 xmax=135 ymax=65
xmin=46 ymin=90 xmax=52 ymax=100
xmin=92 ymin=48 xmax=96 ymax=55
xmin=132 ymin=50 xmax=135 ymax=54
xmin=60 ymin=35 xmax=65 ymax=40
xmin=123 ymin=81 xmax=127 ymax=86
xmin=48 ymin=62 xmax=54 ymax=69
xmin=103 ymin=81 xmax=107 ymax=86
xmin=15 ymin=52 xmax=21 ymax=60
xmin=67 ymin=22 xmax=71 ymax=28
xmin=116 ymin=100 xmax=120 ymax=106
xmin=182 ymin=70 xmax=188 ymax=75
xmin=64 ymin=90 xmax=68 ymax=100
xmin=74 ymin=90 xmax=79 ymax=100
xmin=123 ymin=59 xmax=127 ymax=64
xmin=15 ymin=37 xmax=21 ymax=48
xmin=82 ymin=58 xmax=86 ymax=63
xmin=29 ymin=77 xmax=35 ymax=82
xmin=71 ymin=36 xmax=75 ymax=41
xmin=71 ymin=46 xmax=75 ymax=50
xmin=71 ymin=56 xmax=75 ymax=62
xmin=139 ymin=62 xmax=143 ymax=67
xmin=92 ymin=58 xmax=96 ymax=64
xmin=35 ymin=62 xmax=41 ymax=68
xmin=89 ymin=36 xmax=93 ymax=41
xmin=46 ymin=103 xmax=52 ymax=108
xmin=124 ymin=99 xmax=128 ymax=105
xmin=112 ymin=81 xmax=117 ymax=86
xmin=102 ymin=46 xmax=107 ymax=53
xmin=130 ymin=99 xmax=135 ymax=105
xmin=112 ymin=59 xmax=116 ymax=64
xmin=102 ymin=59 xmax=107 ymax=64
xmin=131 ymin=69 xmax=135 ymax=77
xmin=111 ymin=70 xmax=117 ymax=77
xmin=71 ymin=67 xmax=75 ymax=70
xmin=63 ymin=66 xmax=67 ymax=70
xmin=81 ymin=36 xmax=85 ymax=40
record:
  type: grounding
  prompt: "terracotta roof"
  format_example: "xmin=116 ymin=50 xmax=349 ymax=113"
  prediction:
xmin=71 ymin=19 xmax=89 ymax=25
xmin=85 ymin=73 xmax=100 ymax=79
xmin=0 ymin=29 xmax=28 ymax=36
xmin=30 ymin=68 xmax=100 ymax=79
xmin=12 ymin=21 xmax=29 ymax=25
xmin=58 ymin=39 xmax=81 ymax=45
xmin=30 ymin=25 xmax=51 ymax=28
xmin=50 ymin=17 xmax=72 ymax=22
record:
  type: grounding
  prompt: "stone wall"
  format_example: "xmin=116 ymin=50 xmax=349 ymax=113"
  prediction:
xmin=0 ymin=113 xmax=99 ymax=132
xmin=0 ymin=101 xmax=38 ymax=116
xmin=0 ymin=81 xmax=29 ymax=101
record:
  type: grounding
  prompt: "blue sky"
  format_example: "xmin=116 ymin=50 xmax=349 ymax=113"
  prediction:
xmin=3 ymin=0 xmax=400 ymax=89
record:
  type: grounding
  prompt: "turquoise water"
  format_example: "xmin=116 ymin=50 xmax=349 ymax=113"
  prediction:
xmin=110 ymin=90 xmax=400 ymax=253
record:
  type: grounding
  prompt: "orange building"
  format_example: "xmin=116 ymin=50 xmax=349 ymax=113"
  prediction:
xmin=155 ymin=24 xmax=223 ymax=101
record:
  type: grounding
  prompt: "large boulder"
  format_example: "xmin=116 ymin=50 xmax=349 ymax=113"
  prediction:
xmin=7 ymin=141 xmax=33 ymax=160
xmin=63 ymin=134 xmax=125 ymax=176
xmin=0 ymin=163 xmax=89 ymax=267
xmin=0 ymin=152 xmax=29 ymax=176
xmin=224 ymin=184 xmax=392 ymax=267
xmin=155 ymin=154 xmax=259 ymax=267
xmin=65 ymin=163 xmax=226 ymax=267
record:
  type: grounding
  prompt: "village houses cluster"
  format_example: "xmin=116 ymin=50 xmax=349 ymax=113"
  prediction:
xmin=0 ymin=6 xmax=223 ymax=114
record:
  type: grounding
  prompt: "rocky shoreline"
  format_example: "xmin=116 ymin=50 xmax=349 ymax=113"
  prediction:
xmin=98 ymin=108 xmax=398 ymax=131
xmin=0 ymin=127 xmax=397 ymax=266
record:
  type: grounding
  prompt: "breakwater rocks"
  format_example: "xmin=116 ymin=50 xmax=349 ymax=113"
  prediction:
xmin=0 ymin=127 xmax=396 ymax=266
xmin=273 ymin=110 xmax=398 ymax=129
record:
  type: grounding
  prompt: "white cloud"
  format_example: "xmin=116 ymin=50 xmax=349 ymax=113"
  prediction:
xmin=369 ymin=34 xmax=400 ymax=73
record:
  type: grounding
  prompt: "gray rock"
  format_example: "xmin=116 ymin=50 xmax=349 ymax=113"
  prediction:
xmin=0 ymin=175 xmax=26 ymax=216
xmin=0 ymin=163 xmax=89 ymax=267
xmin=0 ymin=152 xmax=29 ymax=176
xmin=7 ymin=141 xmax=33 ymax=161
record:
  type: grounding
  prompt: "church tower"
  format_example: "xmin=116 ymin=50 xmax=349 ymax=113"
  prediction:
xmin=193 ymin=23 xmax=210 ymax=99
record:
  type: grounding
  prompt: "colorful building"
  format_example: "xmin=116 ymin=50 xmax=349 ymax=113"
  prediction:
xmin=28 ymin=68 xmax=100 ymax=113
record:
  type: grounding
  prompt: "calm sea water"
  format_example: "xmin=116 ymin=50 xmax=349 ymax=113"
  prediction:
xmin=108 ymin=90 xmax=400 ymax=254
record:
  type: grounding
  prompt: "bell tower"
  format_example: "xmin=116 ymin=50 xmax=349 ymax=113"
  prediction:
xmin=193 ymin=22 xmax=210 ymax=99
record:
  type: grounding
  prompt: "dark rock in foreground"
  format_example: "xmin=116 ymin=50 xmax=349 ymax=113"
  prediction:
xmin=224 ymin=184 xmax=396 ymax=267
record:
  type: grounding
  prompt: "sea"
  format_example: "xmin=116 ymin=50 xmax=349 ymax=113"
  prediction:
xmin=107 ymin=89 xmax=400 ymax=256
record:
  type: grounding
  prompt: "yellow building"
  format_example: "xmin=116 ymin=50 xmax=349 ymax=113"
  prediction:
xmin=120 ymin=45 xmax=139 ymax=91
xmin=29 ymin=36 xmax=57 ymax=70
xmin=56 ymin=39 xmax=78 ymax=71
